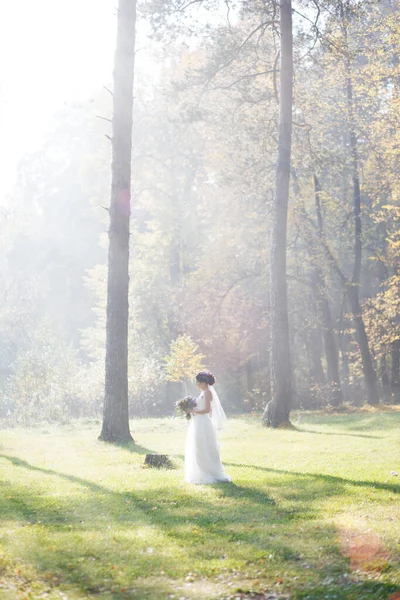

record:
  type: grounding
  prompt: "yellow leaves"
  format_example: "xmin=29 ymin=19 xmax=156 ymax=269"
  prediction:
xmin=164 ymin=334 xmax=204 ymax=383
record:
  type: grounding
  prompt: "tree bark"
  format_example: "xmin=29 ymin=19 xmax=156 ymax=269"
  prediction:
xmin=312 ymin=175 xmax=343 ymax=407
xmin=100 ymin=0 xmax=137 ymax=442
xmin=340 ymin=4 xmax=379 ymax=405
xmin=338 ymin=326 xmax=350 ymax=404
xmin=311 ymin=274 xmax=343 ymax=407
xmin=346 ymin=88 xmax=379 ymax=403
xmin=346 ymin=286 xmax=379 ymax=405
xmin=391 ymin=339 xmax=400 ymax=403
xmin=263 ymin=0 xmax=293 ymax=427
xmin=380 ymin=354 xmax=391 ymax=403
xmin=307 ymin=303 xmax=326 ymax=387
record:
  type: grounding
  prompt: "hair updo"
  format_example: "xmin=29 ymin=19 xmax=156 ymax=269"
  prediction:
xmin=196 ymin=371 xmax=216 ymax=386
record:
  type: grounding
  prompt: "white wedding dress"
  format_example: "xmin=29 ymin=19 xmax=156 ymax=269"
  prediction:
xmin=184 ymin=388 xmax=231 ymax=484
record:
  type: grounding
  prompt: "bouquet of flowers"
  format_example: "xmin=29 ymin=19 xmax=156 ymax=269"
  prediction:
xmin=175 ymin=396 xmax=197 ymax=420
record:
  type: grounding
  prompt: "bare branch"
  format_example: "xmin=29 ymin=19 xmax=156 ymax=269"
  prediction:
xmin=224 ymin=0 xmax=232 ymax=29
xmin=212 ymin=69 xmax=279 ymax=91
xmin=195 ymin=20 xmax=279 ymax=106
xmin=296 ymin=34 xmax=319 ymax=62
xmin=97 ymin=115 xmax=112 ymax=123
xmin=172 ymin=0 xmax=205 ymax=13
xmin=292 ymin=8 xmax=320 ymax=32
xmin=293 ymin=120 xmax=312 ymax=130
xmin=223 ymin=20 xmax=278 ymax=69
xmin=311 ymin=0 xmax=321 ymax=25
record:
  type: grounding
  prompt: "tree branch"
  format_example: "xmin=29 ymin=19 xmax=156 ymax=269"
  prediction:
xmin=212 ymin=69 xmax=279 ymax=91
xmin=199 ymin=19 xmax=279 ymax=101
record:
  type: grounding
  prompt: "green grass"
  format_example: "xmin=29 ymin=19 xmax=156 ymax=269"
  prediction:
xmin=0 ymin=410 xmax=399 ymax=600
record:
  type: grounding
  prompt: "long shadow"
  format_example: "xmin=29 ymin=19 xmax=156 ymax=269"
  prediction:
xmin=0 ymin=457 xmax=332 ymax=562
xmin=225 ymin=462 xmax=400 ymax=495
xmin=297 ymin=427 xmax=381 ymax=439
xmin=100 ymin=440 xmax=154 ymax=455
xmin=295 ymin=581 xmax=400 ymax=600
xmin=1 ymin=451 xmax=154 ymax=496
xmin=301 ymin=412 xmax=400 ymax=432
xmin=2 ymin=453 xmax=399 ymax=600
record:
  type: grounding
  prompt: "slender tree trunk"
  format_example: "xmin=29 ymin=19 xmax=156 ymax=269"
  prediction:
xmin=342 ymin=5 xmax=379 ymax=405
xmin=307 ymin=316 xmax=325 ymax=407
xmin=322 ymin=304 xmax=343 ymax=407
xmin=312 ymin=274 xmax=342 ymax=406
xmin=339 ymin=329 xmax=350 ymax=403
xmin=312 ymin=175 xmax=343 ymax=406
xmin=346 ymin=286 xmax=378 ymax=405
xmin=263 ymin=0 xmax=293 ymax=427
xmin=307 ymin=165 xmax=377 ymax=404
xmin=391 ymin=339 xmax=400 ymax=403
xmin=377 ymin=247 xmax=391 ymax=402
xmin=100 ymin=0 xmax=137 ymax=442
xmin=380 ymin=354 xmax=391 ymax=403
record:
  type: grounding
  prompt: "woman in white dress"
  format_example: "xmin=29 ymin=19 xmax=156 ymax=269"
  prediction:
xmin=184 ymin=371 xmax=231 ymax=485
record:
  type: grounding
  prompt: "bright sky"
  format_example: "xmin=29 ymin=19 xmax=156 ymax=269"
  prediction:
xmin=0 ymin=0 xmax=117 ymax=203
xmin=1 ymin=1 xmax=301 ymax=205
xmin=0 ymin=0 xmax=230 ymax=205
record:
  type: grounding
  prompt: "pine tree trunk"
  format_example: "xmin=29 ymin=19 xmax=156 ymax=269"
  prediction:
xmin=263 ymin=0 xmax=293 ymax=428
xmin=100 ymin=0 xmax=137 ymax=443
xmin=321 ymin=302 xmax=342 ymax=407
xmin=342 ymin=5 xmax=379 ymax=406
xmin=339 ymin=328 xmax=350 ymax=403
xmin=308 ymin=318 xmax=325 ymax=386
xmin=391 ymin=339 xmax=400 ymax=403
xmin=380 ymin=354 xmax=391 ymax=403
xmin=347 ymin=286 xmax=379 ymax=405
xmin=307 ymin=175 xmax=342 ymax=407
xmin=312 ymin=275 xmax=343 ymax=407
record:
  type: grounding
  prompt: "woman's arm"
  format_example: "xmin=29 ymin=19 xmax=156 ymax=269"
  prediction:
xmin=193 ymin=389 xmax=212 ymax=414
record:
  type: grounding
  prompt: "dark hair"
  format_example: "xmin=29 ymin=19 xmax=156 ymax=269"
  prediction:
xmin=196 ymin=371 xmax=216 ymax=386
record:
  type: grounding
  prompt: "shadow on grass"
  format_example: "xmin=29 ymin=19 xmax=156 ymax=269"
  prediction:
xmin=301 ymin=412 xmax=400 ymax=432
xmin=295 ymin=581 xmax=400 ymax=600
xmin=297 ymin=427 xmax=381 ymax=439
xmin=1 ymin=453 xmax=399 ymax=600
xmin=100 ymin=440 xmax=154 ymax=455
xmin=225 ymin=463 xmax=400 ymax=495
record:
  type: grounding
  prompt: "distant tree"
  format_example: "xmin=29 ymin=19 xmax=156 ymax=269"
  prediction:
xmin=164 ymin=335 xmax=204 ymax=394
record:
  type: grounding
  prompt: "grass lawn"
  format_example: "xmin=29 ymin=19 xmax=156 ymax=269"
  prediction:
xmin=0 ymin=409 xmax=399 ymax=600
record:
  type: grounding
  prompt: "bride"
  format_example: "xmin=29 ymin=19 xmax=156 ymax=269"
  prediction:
xmin=184 ymin=371 xmax=231 ymax=485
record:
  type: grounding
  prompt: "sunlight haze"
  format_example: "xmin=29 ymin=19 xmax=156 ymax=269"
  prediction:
xmin=0 ymin=0 xmax=116 ymax=202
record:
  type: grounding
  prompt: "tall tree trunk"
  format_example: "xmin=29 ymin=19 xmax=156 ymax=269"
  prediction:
xmin=341 ymin=3 xmax=379 ymax=405
xmin=263 ymin=0 xmax=293 ymax=427
xmin=100 ymin=0 xmax=137 ymax=442
xmin=312 ymin=175 xmax=343 ymax=407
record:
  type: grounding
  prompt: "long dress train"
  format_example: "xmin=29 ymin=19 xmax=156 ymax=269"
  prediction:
xmin=184 ymin=390 xmax=231 ymax=484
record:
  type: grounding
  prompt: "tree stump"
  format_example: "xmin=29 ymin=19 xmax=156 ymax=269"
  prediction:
xmin=144 ymin=454 xmax=172 ymax=468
